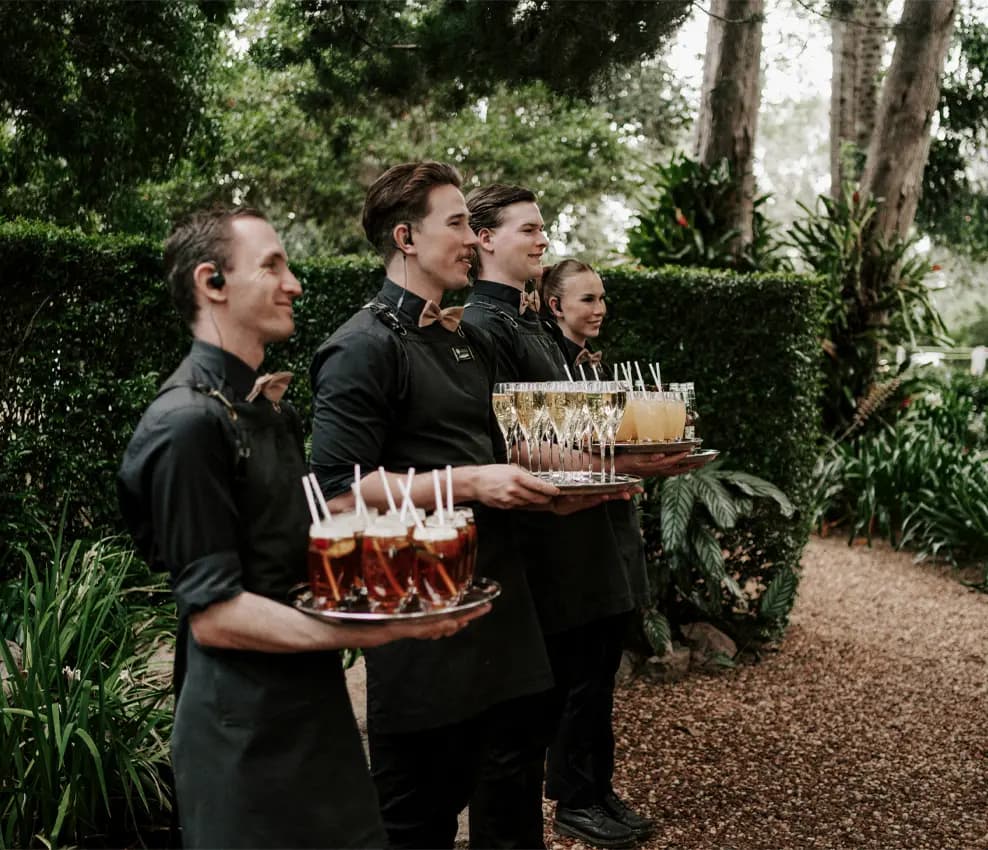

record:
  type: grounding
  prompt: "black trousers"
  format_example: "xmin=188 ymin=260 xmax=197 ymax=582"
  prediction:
xmin=370 ymin=691 xmax=553 ymax=850
xmin=544 ymin=612 xmax=631 ymax=807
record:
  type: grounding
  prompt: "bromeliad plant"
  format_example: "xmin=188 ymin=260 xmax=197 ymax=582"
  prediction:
xmin=640 ymin=459 xmax=796 ymax=656
xmin=0 ymin=524 xmax=175 ymax=849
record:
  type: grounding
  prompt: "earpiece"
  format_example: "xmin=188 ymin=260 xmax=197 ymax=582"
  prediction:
xmin=207 ymin=262 xmax=225 ymax=290
xmin=402 ymin=222 xmax=414 ymax=247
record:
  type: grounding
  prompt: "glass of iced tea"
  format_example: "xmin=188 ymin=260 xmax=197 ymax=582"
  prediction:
xmin=361 ymin=518 xmax=416 ymax=613
xmin=307 ymin=518 xmax=362 ymax=610
xmin=414 ymin=522 xmax=466 ymax=609
xmin=450 ymin=507 xmax=478 ymax=591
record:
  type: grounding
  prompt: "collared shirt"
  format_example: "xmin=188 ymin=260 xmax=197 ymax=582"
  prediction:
xmin=465 ymin=279 xmax=567 ymax=382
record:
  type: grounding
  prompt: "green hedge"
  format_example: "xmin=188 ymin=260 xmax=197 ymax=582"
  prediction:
xmin=0 ymin=220 xmax=825 ymax=642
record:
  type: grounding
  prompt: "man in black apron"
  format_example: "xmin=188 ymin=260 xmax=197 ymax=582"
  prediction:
xmin=464 ymin=185 xmax=690 ymax=849
xmin=310 ymin=162 xmax=614 ymax=849
xmin=118 ymin=206 xmax=485 ymax=850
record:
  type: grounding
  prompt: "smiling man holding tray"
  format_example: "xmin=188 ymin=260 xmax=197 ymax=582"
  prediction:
xmin=310 ymin=161 xmax=619 ymax=849
xmin=117 ymin=207 xmax=484 ymax=850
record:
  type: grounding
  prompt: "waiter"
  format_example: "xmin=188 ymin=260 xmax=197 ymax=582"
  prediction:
xmin=117 ymin=206 xmax=483 ymax=849
xmin=310 ymin=162 xmax=615 ymax=849
xmin=464 ymin=184 xmax=691 ymax=849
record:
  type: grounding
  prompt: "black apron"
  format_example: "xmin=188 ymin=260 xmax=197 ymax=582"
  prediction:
xmin=463 ymin=299 xmax=642 ymax=634
xmin=169 ymin=392 xmax=384 ymax=849
xmin=360 ymin=305 xmax=553 ymax=735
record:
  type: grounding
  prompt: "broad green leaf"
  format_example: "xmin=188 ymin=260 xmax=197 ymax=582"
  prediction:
xmin=642 ymin=610 xmax=672 ymax=657
xmin=692 ymin=472 xmax=738 ymax=529
xmin=717 ymin=470 xmax=795 ymax=517
xmin=758 ymin=568 xmax=799 ymax=622
xmin=661 ymin=476 xmax=696 ymax=552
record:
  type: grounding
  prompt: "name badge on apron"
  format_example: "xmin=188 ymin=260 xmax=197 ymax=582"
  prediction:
xmin=452 ymin=346 xmax=475 ymax=363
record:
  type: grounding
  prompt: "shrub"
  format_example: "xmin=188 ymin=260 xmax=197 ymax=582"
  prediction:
xmin=0 ymin=524 xmax=174 ymax=848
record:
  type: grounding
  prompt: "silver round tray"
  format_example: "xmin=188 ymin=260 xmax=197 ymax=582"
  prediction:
xmin=533 ymin=471 xmax=643 ymax=495
xmin=293 ymin=577 xmax=501 ymax=625
xmin=679 ymin=448 xmax=719 ymax=469
xmin=606 ymin=438 xmax=702 ymax=454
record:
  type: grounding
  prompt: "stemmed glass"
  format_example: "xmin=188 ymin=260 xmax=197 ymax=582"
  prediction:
xmin=491 ymin=389 xmax=518 ymax=460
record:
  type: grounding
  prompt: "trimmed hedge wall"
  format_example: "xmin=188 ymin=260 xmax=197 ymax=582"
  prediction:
xmin=0 ymin=220 xmax=824 ymax=641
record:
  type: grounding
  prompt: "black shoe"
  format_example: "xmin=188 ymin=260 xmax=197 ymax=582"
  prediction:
xmin=554 ymin=803 xmax=637 ymax=848
xmin=602 ymin=791 xmax=655 ymax=839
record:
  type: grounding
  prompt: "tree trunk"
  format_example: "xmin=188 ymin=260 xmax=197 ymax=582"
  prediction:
xmin=693 ymin=0 xmax=764 ymax=253
xmin=829 ymin=0 xmax=889 ymax=198
xmin=860 ymin=0 xmax=956 ymax=244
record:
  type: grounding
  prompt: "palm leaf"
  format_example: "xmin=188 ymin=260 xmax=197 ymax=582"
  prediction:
xmin=758 ymin=568 xmax=799 ymax=622
xmin=692 ymin=471 xmax=738 ymax=529
xmin=661 ymin=475 xmax=696 ymax=552
xmin=642 ymin=609 xmax=672 ymax=657
xmin=715 ymin=469 xmax=795 ymax=517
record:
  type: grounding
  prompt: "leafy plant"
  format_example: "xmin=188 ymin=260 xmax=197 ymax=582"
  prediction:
xmin=0 ymin=523 xmax=175 ymax=848
xmin=641 ymin=460 xmax=795 ymax=654
xmin=788 ymin=187 xmax=950 ymax=434
xmin=627 ymin=153 xmax=789 ymax=273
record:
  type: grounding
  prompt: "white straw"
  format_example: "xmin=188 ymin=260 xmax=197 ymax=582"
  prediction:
xmin=648 ymin=362 xmax=660 ymax=390
xmin=432 ymin=469 xmax=446 ymax=525
xmin=634 ymin=361 xmax=646 ymax=391
xmin=301 ymin=476 xmax=320 ymax=525
xmin=563 ymin=363 xmax=574 ymax=381
xmin=377 ymin=467 xmax=398 ymax=514
xmin=621 ymin=362 xmax=634 ymax=386
xmin=308 ymin=473 xmax=331 ymax=520
xmin=654 ymin=361 xmax=662 ymax=391
xmin=591 ymin=363 xmax=600 ymax=380
xmin=353 ymin=464 xmax=362 ymax=516
xmin=445 ymin=465 xmax=454 ymax=515
xmin=396 ymin=476 xmax=425 ymax=529
xmin=613 ymin=364 xmax=619 ymax=381
xmin=578 ymin=363 xmax=587 ymax=380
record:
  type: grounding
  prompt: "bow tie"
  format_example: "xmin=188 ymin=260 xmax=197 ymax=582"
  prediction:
xmin=247 ymin=371 xmax=293 ymax=404
xmin=519 ymin=289 xmax=541 ymax=315
xmin=418 ymin=300 xmax=464 ymax=331
xmin=574 ymin=349 xmax=603 ymax=367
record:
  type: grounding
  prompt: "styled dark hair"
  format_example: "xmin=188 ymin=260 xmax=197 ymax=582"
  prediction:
xmin=361 ymin=161 xmax=463 ymax=261
xmin=537 ymin=258 xmax=597 ymax=320
xmin=465 ymin=184 xmax=538 ymax=233
xmin=163 ymin=206 xmax=267 ymax=326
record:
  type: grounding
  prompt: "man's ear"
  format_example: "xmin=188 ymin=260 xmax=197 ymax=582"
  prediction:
xmin=476 ymin=227 xmax=496 ymax=252
xmin=194 ymin=261 xmax=227 ymax=303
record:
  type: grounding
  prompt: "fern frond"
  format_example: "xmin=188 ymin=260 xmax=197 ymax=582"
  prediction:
xmin=839 ymin=376 xmax=903 ymax=442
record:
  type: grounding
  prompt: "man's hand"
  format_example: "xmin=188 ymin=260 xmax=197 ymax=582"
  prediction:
xmin=468 ymin=464 xmax=558 ymax=509
xmin=615 ymin=451 xmax=692 ymax=479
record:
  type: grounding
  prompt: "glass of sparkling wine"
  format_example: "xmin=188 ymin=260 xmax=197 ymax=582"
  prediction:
xmin=492 ymin=389 xmax=518 ymax=459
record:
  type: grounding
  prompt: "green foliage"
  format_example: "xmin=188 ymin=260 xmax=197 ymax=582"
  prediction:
xmin=599 ymin=265 xmax=825 ymax=643
xmin=917 ymin=15 xmax=988 ymax=259
xmin=788 ymin=188 xmax=949 ymax=434
xmin=0 ymin=527 xmax=174 ymax=848
xmin=646 ymin=461 xmax=796 ymax=644
xmin=627 ymin=154 xmax=789 ymax=272
xmin=259 ymin=0 xmax=691 ymax=107
xmin=813 ymin=370 xmax=988 ymax=575
xmin=0 ymin=0 xmax=232 ymax=227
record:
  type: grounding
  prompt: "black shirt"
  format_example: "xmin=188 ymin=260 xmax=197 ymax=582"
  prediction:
xmin=464 ymin=285 xmax=648 ymax=634
xmin=310 ymin=279 xmax=553 ymax=734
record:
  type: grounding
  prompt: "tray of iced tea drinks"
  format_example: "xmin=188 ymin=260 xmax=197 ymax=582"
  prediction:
xmin=293 ymin=577 xmax=501 ymax=625
xmin=608 ymin=438 xmax=702 ymax=454
xmin=533 ymin=471 xmax=642 ymax=496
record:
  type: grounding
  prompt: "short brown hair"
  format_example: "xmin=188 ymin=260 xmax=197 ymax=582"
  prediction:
xmin=465 ymin=184 xmax=538 ymax=233
xmin=361 ymin=161 xmax=463 ymax=261
xmin=163 ymin=206 xmax=267 ymax=326
xmin=537 ymin=258 xmax=597 ymax=320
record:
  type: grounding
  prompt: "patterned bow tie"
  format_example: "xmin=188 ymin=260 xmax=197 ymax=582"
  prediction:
xmin=247 ymin=371 xmax=293 ymax=404
xmin=519 ymin=289 xmax=541 ymax=315
xmin=418 ymin=300 xmax=464 ymax=332
xmin=574 ymin=349 xmax=603 ymax=367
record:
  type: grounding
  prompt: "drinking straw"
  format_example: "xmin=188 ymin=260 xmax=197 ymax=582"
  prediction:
xmin=432 ymin=469 xmax=446 ymax=525
xmin=320 ymin=552 xmax=341 ymax=602
xmin=648 ymin=362 xmax=660 ymax=391
xmin=613 ymin=365 xmax=620 ymax=382
xmin=301 ymin=476 xmax=320 ymax=525
xmin=563 ymin=364 xmax=574 ymax=381
xmin=621 ymin=362 xmax=634 ymax=387
xmin=654 ymin=361 xmax=662 ymax=392
xmin=353 ymin=464 xmax=363 ymax=517
xmin=308 ymin=473 xmax=332 ymax=520
xmin=591 ymin=363 xmax=600 ymax=380
xmin=634 ymin=361 xmax=647 ymax=391
xmin=378 ymin=466 xmax=398 ymax=514
xmin=370 ymin=538 xmax=406 ymax=597
xmin=396 ymin=474 xmax=425 ymax=530
xmin=445 ymin=464 xmax=454 ymax=515
xmin=578 ymin=363 xmax=587 ymax=380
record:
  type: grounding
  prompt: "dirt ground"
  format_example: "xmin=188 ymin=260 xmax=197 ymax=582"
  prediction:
xmin=546 ymin=535 xmax=988 ymax=850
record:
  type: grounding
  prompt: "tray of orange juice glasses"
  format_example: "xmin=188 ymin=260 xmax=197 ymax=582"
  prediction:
xmin=294 ymin=506 xmax=501 ymax=625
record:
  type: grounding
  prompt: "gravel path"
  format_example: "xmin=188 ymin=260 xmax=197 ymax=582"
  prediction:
xmin=548 ymin=535 xmax=988 ymax=850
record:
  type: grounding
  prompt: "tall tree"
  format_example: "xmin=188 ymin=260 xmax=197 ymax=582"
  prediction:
xmin=829 ymin=0 xmax=889 ymax=197
xmin=860 ymin=0 xmax=957 ymax=244
xmin=693 ymin=0 xmax=765 ymax=254
xmin=0 ymin=0 xmax=232 ymax=227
